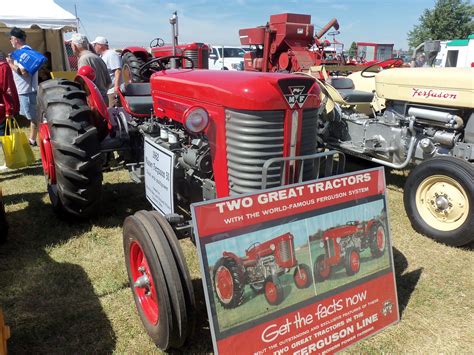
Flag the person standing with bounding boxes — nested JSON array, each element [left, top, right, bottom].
[[71, 33, 111, 105], [91, 36, 122, 107], [0, 51, 20, 135], [6, 27, 38, 146], [0, 50, 20, 170]]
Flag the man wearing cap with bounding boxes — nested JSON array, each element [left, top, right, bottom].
[[6, 27, 39, 146], [71, 33, 111, 105], [92, 36, 122, 107]]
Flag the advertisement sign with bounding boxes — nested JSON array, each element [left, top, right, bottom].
[[191, 167, 399, 354], [144, 137, 174, 215]]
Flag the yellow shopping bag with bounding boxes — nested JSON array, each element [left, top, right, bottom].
[[0, 116, 35, 169]]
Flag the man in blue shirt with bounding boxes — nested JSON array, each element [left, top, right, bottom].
[[6, 27, 39, 146]]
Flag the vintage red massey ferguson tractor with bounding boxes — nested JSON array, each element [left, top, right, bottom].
[[312, 218, 387, 281], [239, 13, 342, 73], [121, 12, 209, 83], [213, 233, 312, 308], [37, 52, 345, 349]]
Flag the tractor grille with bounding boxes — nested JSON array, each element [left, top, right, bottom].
[[225, 109, 319, 195], [279, 239, 292, 263], [300, 109, 318, 180], [184, 49, 209, 69], [183, 50, 197, 69], [226, 109, 285, 195]]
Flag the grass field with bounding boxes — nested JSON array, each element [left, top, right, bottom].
[[0, 148, 472, 353]]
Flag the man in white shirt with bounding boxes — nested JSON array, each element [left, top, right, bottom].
[[91, 36, 122, 107], [6, 27, 39, 146]]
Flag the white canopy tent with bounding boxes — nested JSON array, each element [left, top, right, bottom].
[[0, 0, 77, 71]]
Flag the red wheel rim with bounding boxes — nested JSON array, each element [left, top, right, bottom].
[[215, 266, 233, 304], [265, 281, 278, 304], [318, 259, 331, 278], [350, 251, 360, 273], [295, 268, 308, 287], [39, 123, 56, 184], [129, 240, 159, 325], [376, 226, 385, 250]]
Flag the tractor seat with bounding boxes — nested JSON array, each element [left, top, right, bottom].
[[121, 83, 151, 96], [330, 77, 355, 90], [121, 83, 153, 115], [337, 89, 374, 103], [330, 77, 374, 104]]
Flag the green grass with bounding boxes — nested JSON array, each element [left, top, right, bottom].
[[0, 150, 473, 353]]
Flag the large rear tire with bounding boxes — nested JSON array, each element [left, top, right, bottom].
[[213, 256, 245, 309], [38, 79, 102, 218], [122, 52, 147, 84], [403, 156, 473, 246]]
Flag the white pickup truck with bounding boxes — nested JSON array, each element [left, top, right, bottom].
[[208, 46, 245, 70]]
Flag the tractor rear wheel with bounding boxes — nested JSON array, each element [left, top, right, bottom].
[[344, 247, 360, 276], [264, 277, 284, 306], [293, 263, 312, 288], [314, 254, 331, 282], [122, 52, 147, 84], [213, 257, 245, 309], [38, 79, 102, 218], [404, 156, 473, 246], [369, 222, 386, 258]]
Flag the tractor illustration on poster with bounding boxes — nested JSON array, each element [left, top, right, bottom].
[[312, 218, 387, 281], [213, 233, 312, 308]]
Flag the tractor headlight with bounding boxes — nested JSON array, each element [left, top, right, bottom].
[[320, 241, 324, 248], [336, 237, 341, 244], [184, 107, 209, 133]]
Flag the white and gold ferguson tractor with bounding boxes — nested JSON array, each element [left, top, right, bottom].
[[315, 64, 473, 246]]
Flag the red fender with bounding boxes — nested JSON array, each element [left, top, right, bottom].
[[38, 123, 55, 184], [75, 75, 111, 140], [122, 46, 150, 61]]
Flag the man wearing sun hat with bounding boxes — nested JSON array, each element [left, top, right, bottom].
[[71, 33, 111, 105], [91, 36, 122, 107]]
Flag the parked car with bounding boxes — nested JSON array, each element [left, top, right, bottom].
[[209, 45, 245, 70]]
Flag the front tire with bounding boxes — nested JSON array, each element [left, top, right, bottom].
[[344, 247, 360, 276], [123, 214, 172, 350], [404, 157, 473, 246], [369, 222, 386, 258], [264, 277, 284, 306], [314, 254, 332, 282], [38, 79, 102, 218], [293, 263, 312, 288]]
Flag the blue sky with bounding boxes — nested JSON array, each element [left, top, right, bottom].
[[56, 0, 436, 50]]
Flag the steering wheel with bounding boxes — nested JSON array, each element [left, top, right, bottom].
[[360, 58, 404, 78], [149, 37, 165, 48], [138, 55, 195, 80]]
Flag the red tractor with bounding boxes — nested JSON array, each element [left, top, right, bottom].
[[213, 233, 312, 308], [312, 218, 386, 281], [239, 13, 343, 73], [37, 14, 345, 349], [121, 12, 209, 83]]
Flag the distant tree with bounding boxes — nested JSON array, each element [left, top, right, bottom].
[[407, 0, 474, 48], [349, 41, 357, 56]]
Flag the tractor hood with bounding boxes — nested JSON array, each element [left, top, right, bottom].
[[150, 69, 319, 111], [375, 68, 474, 108]]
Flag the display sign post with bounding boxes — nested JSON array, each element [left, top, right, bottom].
[[191, 167, 399, 354]]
